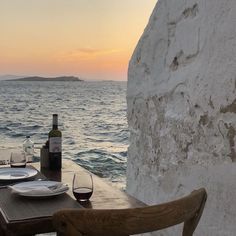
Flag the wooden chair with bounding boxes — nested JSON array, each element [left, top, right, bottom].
[[53, 188, 207, 236]]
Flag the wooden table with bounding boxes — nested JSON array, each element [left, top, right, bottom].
[[0, 159, 146, 236]]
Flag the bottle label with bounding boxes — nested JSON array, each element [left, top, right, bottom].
[[26, 146, 34, 155], [49, 137, 62, 153]]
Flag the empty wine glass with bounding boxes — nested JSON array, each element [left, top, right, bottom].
[[10, 151, 26, 168], [73, 172, 93, 202]]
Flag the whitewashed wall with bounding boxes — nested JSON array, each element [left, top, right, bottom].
[[127, 0, 236, 235]]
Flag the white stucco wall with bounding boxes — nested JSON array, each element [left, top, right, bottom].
[[127, 0, 236, 235]]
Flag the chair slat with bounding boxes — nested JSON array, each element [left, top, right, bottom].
[[53, 188, 207, 236]]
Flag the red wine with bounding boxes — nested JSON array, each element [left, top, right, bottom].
[[10, 163, 26, 168], [73, 187, 93, 201], [49, 114, 62, 170]]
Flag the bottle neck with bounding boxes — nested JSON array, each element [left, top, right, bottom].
[[52, 115, 58, 130]]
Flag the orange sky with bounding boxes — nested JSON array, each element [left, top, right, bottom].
[[0, 0, 157, 81]]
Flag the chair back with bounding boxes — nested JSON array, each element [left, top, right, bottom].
[[53, 188, 207, 236]]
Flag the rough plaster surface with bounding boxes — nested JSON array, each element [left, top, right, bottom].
[[127, 0, 236, 235]]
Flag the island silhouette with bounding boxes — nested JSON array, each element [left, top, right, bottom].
[[10, 76, 82, 81]]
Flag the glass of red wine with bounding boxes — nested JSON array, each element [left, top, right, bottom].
[[73, 172, 93, 202], [10, 151, 26, 168]]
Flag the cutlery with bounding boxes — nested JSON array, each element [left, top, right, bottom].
[[0, 178, 47, 189], [0, 183, 15, 189]]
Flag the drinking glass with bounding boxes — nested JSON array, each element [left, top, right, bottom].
[[10, 151, 26, 168], [73, 172, 93, 201]]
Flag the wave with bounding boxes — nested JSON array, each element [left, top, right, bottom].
[[74, 149, 127, 178], [0, 80, 128, 186], [0, 126, 11, 131]]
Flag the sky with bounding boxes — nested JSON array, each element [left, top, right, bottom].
[[0, 0, 157, 81]]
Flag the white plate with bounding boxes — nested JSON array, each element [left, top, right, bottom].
[[10, 181, 69, 197], [0, 167, 38, 181]]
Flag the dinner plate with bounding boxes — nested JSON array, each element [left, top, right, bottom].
[[0, 167, 38, 181], [10, 181, 69, 197]]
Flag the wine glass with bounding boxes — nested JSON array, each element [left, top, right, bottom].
[[10, 151, 26, 168], [73, 172, 93, 201]]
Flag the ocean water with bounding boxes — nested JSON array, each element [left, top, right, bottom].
[[0, 80, 128, 188]]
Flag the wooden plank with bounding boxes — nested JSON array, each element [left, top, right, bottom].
[[32, 160, 146, 209]]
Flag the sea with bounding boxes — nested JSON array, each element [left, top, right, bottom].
[[0, 80, 128, 188]]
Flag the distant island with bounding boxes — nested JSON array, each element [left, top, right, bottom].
[[10, 76, 83, 81]]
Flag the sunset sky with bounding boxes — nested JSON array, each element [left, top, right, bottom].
[[0, 0, 157, 81]]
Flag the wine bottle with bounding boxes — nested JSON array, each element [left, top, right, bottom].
[[48, 114, 62, 170]]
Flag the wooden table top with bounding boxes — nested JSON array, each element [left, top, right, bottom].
[[0, 159, 146, 236]]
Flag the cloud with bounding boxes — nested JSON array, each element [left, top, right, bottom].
[[59, 47, 120, 62], [76, 48, 103, 55]]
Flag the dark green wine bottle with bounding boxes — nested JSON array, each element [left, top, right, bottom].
[[49, 114, 62, 170]]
